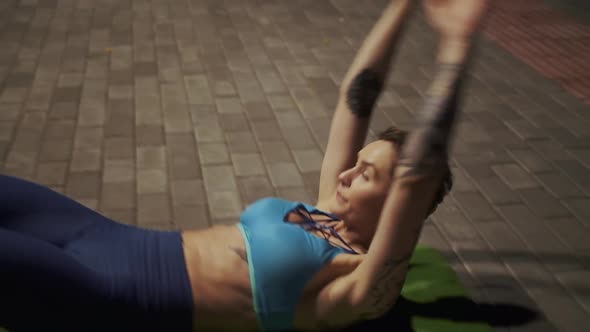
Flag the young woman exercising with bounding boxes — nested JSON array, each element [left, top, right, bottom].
[[0, 0, 490, 331]]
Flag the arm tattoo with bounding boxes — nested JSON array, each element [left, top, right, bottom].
[[397, 63, 464, 178], [362, 251, 413, 319], [229, 246, 248, 263], [346, 69, 384, 118]]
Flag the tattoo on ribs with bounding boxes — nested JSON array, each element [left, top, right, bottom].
[[397, 63, 464, 178], [364, 252, 413, 317], [230, 246, 248, 263], [346, 69, 384, 118]]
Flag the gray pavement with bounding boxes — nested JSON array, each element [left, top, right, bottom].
[[542, 0, 590, 26], [1, 0, 589, 331]]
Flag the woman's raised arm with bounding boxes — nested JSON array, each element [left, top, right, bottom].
[[314, 0, 491, 322], [349, 0, 491, 318], [317, 0, 414, 205]]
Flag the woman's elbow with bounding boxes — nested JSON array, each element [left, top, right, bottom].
[[349, 281, 401, 320]]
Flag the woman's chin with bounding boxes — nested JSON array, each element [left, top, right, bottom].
[[329, 197, 347, 218]]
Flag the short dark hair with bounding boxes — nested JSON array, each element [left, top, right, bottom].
[[377, 126, 453, 217]]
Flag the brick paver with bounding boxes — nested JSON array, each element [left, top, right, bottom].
[[1, 0, 589, 331], [483, 0, 590, 104]]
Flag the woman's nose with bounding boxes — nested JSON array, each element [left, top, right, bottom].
[[338, 167, 354, 187]]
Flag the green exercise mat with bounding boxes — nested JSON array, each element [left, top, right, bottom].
[[0, 246, 536, 332], [387, 245, 493, 331]]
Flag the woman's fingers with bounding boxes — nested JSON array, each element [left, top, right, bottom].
[[422, 0, 491, 39]]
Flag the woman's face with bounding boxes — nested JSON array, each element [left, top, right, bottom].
[[329, 140, 398, 245]]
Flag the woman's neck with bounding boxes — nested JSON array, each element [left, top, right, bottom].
[[333, 222, 369, 254]]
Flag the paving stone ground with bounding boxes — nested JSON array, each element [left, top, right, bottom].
[[542, 0, 590, 26], [1, 0, 589, 331], [484, 0, 590, 103]]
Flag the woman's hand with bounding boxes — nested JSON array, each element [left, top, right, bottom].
[[422, 0, 491, 41], [423, 0, 491, 63]]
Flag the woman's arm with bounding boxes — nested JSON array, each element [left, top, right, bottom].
[[314, 0, 491, 323], [350, 38, 471, 318], [317, 38, 472, 323], [349, 0, 491, 317], [317, 0, 414, 204]]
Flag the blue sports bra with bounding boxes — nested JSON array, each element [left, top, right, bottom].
[[237, 197, 358, 331]]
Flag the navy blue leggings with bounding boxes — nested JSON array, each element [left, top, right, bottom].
[[0, 175, 194, 332]]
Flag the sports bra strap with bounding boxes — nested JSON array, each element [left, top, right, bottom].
[[284, 204, 359, 255]]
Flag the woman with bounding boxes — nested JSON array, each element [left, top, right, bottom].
[[0, 0, 490, 331]]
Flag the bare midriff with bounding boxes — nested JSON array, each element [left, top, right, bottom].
[[181, 224, 259, 332], [179, 219, 362, 331]]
